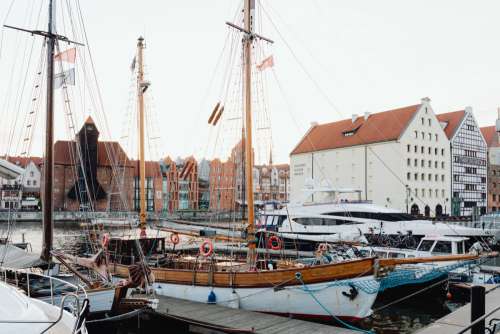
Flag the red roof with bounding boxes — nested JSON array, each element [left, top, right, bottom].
[[481, 126, 499, 147], [54, 140, 133, 166], [291, 104, 421, 155], [436, 110, 465, 139], [5, 156, 43, 168]]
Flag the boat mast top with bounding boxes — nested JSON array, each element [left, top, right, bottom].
[[137, 36, 148, 237]]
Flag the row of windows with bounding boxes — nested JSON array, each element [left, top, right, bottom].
[[407, 145, 445, 156], [414, 129, 439, 142], [409, 187, 446, 198], [407, 172, 445, 182], [407, 158, 445, 169], [420, 117, 433, 127]]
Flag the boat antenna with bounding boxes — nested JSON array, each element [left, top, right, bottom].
[[4, 0, 83, 261], [226, 0, 273, 266]]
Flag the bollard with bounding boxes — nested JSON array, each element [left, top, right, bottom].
[[471, 285, 485, 334]]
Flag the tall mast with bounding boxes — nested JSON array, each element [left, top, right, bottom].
[[41, 0, 56, 262], [243, 0, 256, 265], [137, 37, 147, 237]]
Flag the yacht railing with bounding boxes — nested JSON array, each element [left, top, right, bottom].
[[0, 267, 87, 306]]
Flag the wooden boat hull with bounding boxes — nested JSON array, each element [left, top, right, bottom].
[[153, 275, 379, 319], [111, 257, 377, 288]]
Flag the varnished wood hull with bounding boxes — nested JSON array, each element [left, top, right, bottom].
[[111, 257, 376, 288]]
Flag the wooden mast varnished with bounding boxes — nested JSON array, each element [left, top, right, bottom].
[[137, 37, 147, 237]]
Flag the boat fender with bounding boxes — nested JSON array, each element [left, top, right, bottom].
[[200, 240, 214, 257], [207, 290, 217, 304], [267, 236, 282, 251], [170, 233, 180, 245], [341, 284, 358, 300]]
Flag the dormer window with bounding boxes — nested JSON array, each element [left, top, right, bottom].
[[342, 125, 361, 137]]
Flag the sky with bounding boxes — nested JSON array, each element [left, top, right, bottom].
[[1, 0, 500, 165]]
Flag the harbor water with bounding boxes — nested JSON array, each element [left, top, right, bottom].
[[3, 221, 499, 334]]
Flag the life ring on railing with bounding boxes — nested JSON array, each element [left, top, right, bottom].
[[267, 236, 282, 251], [170, 233, 180, 245], [317, 243, 328, 253], [101, 233, 110, 249], [199, 240, 214, 257]]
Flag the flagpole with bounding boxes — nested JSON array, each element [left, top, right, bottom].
[[41, 0, 56, 262]]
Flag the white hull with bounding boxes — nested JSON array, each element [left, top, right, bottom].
[[39, 288, 115, 313], [153, 275, 378, 320]]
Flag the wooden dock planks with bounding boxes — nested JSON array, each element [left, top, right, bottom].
[[134, 293, 358, 334]]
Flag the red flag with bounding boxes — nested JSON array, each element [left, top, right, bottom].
[[256, 55, 274, 71], [54, 47, 76, 63]]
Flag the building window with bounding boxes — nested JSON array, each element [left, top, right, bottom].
[[421, 159, 425, 167], [435, 148, 438, 155], [435, 161, 438, 168], [407, 144, 411, 152], [421, 131, 425, 139], [435, 189, 439, 197], [414, 173, 418, 180], [494, 183, 497, 188], [428, 133, 432, 140], [421, 189, 425, 197], [421, 146, 424, 154], [494, 194, 497, 201], [441, 175, 445, 182], [435, 174, 438, 181], [421, 118, 424, 125], [435, 134, 438, 141], [421, 173, 425, 180], [33, 180, 36, 186], [414, 145, 418, 153], [27, 180, 31, 186], [30, 171, 34, 177], [415, 131, 418, 139], [428, 147, 431, 154], [407, 172, 411, 180], [441, 161, 445, 169], [442, 189, 445, 197], [429, 189, 432, 197], [407, 158, 411, 166], [428, 160, 432, 168], [428, 173, 432, 181], [428, 119, 431, 126], [414, 159, 418, 167]]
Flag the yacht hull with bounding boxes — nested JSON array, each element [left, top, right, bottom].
[[39, 287, 115, 313], [153, 275, 379, 320]]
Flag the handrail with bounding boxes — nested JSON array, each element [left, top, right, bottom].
[[456, 305, 500, 334]]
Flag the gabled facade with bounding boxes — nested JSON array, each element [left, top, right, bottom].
[[438, 108, 487, 216], [481, 119, 500, 213], [290, 98, 451, 216]]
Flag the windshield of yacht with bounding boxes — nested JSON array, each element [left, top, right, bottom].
[[417, 240, 435, 251], [325, 211, 417, 221], [294, 217, 363, 225]]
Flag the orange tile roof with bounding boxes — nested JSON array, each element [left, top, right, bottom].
[[481, 126, 499, 147], [436, 110, 465, 139], [291, 104, 421, 155], [5, 156, 43, 168]]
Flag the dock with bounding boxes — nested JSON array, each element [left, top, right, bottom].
[[131, 293, 357, 334], [417, 285, 500, 334]]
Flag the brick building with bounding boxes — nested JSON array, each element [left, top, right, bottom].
[[160, 156, 199, 213], [209, 158, 236, 211], [481, 125, 500, 212]]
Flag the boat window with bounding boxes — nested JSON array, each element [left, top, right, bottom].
[[266, 215, 275, 226], [389, 252, 406, 258], [277, 215, 286, 226], [375, 251, 388, 258], [325, 211, 417, 221], [294, 217, 362, 226], [358, 249, 371, 257], [432, 241, 452, 254], [418, 240, 435, 251], [457, 241, 464, 254]]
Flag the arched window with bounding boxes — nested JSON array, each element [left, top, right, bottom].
[[435, 204, 443, 216], [411, 204, 420, 215], [424, 205, 431, 217]]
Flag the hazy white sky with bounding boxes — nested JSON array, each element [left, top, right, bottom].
[[1, 0, 500, 164]]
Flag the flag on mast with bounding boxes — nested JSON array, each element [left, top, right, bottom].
[[54, 47, 76, 63], [54, 68, 75, 89], [256, 55, 274, 71]]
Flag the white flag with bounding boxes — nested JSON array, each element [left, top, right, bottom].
[[54, 68, 75, 89]]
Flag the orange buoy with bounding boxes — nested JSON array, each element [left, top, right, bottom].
[[446, 292, 452, 300], [208, 102, 220, 124], [212, 106, 224, 126], [199, 240, 214, 257], [267, 236, 282, 251]]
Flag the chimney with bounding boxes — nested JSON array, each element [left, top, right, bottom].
[[351, 114, 358, 123], [364, 111, 370, 121]]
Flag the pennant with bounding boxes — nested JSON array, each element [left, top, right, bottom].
[[54, 47, 76, 63], [256, 55, 274, 71], [54, 68, 75, 89], [130, 56, 136, 72]]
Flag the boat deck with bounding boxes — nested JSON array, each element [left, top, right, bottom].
[[132, 293, 358, 333], [417, 285, 500, 334]]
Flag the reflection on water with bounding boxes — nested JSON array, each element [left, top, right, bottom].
[[3, 221, 499, 333]]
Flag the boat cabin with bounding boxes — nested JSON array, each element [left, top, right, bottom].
[[107, 236, 166, 265]]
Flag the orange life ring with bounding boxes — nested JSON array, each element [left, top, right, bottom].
[[101, 233, 110, 248], [199, 240, 214, 257], [267, 236, 282, 251], [170, 233, 180, 245], [317, 243, 328, 253]]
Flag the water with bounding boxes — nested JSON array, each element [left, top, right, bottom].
[[4, 222, 499, 333]]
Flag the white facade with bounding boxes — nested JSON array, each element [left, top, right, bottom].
[[290, 99, 451, 216]]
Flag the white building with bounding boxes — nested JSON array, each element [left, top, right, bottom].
[[290, 98, 451, 217], [437, 108, 487, 216]]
